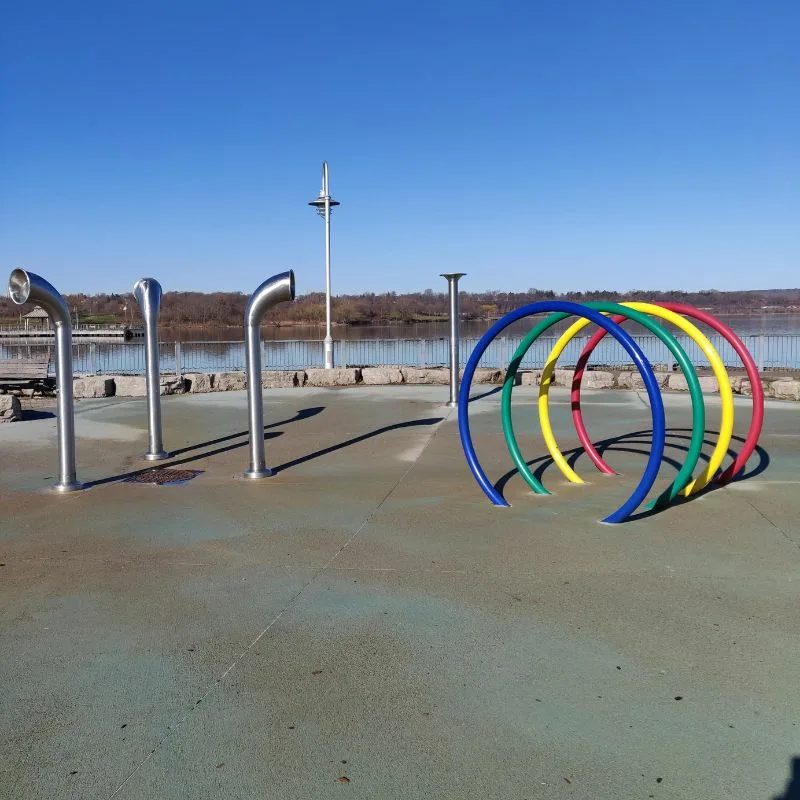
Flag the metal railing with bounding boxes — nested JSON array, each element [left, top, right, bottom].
[[1, 334, 799, 375]]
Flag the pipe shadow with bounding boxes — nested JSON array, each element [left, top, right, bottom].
[[84, 431, 284, 488], [271, 417, 444, 474], [22, 409, 56, 421], [168, 406, 324, 456], [468, 386, 503, 403], [774, 757, 800, 800]]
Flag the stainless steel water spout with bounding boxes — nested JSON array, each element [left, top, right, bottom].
[[133, 278, 169, 460], [244, 270, 295, 478], [441, 272, 466, 407], [7, 268, 82, 491]]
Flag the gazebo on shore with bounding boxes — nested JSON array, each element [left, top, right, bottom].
[[22, 306, 50, 332]]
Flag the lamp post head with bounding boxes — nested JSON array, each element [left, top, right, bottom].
[[440, 272, 467, 282], [308, 190, 340, 217], [309, 161, 340, 217]]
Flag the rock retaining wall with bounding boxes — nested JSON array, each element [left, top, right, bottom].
[[60, 367, 800, 402], [0, 394, 22, 422]]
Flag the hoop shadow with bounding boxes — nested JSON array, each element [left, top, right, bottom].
[[492, 427, 770, 523]]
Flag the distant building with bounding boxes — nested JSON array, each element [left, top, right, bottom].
[[22, 306, 50, 332]]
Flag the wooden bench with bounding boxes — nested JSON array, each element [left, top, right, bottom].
[[0, 358, 55, 396]]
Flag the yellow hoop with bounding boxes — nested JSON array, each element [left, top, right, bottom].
[[537, 301, 734, 497]]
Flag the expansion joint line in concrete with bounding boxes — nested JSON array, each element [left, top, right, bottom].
[[737, 493, 796, 552], [106, 413, 446, 799]]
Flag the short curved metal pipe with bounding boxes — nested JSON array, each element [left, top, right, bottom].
[[7, 268, 81, 492], [133, 278, 169, 460], [244, 270, 296, 478]]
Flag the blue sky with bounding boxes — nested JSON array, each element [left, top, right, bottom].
[[2, 0, 798, 296]]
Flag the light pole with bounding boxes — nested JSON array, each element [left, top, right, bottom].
[[308, 161, 340, 369], [441, 273, 466, 407]]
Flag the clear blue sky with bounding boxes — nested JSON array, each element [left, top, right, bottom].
[[2, 0, 798, 296]]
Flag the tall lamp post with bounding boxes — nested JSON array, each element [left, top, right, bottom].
[[308, 161, 340, 369]]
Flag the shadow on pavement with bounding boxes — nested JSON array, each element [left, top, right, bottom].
[[271, 417, 443, 474], [22, 409, 56, 421], [468, 386, 503, 403], [492, 427, 770, 523], [773, 757, 800, 800], [84, 432, 284, 488], [168, 406, 324, 457]]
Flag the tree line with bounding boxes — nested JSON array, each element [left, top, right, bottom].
[[2, 286, 799, 328]]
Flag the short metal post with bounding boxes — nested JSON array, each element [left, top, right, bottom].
[[758, 332, 764, 372], [133, 278, 169, 461], [441, 273, 466, 407], [175, 342, 182, 381]]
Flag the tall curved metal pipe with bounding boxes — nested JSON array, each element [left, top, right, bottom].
[[244, 270, 295, 478], [133, 278, 169, 460], [7, 268, 82, 492], [441, 272, 466, 407]]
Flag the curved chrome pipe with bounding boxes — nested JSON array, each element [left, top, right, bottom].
[[244, 270, 295, 478], [133, 278, 169, 460], [8, 268, 82, 492]]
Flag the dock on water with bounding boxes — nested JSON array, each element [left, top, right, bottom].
[[0, 325, 143, 340]]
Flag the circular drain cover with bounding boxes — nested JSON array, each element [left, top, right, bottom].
[[124, 468, 202, 486]]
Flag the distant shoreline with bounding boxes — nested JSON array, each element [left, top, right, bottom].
[[155, 308, 800, 330]]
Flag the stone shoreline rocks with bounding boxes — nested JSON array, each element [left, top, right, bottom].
[[0, 394, 22, 423], [55, 366, 800, 402]]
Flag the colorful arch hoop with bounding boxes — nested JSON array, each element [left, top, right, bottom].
[[458, 301, 666, 524], [538, 301, 735, 498], [569, 304, 763, 484], [500, 302, 708, 509], [658, 303, 763, 484]]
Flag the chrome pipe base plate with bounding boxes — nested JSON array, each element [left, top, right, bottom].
[[53, 481, 84, 493], [243, 467, 275, 480], [143, 450, 170, 461]]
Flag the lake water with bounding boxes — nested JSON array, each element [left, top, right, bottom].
[[2, 314, 799, 373], [167, 313, 800, 342]]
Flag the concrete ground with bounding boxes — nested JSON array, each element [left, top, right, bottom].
[[0, 385, 798, 800]]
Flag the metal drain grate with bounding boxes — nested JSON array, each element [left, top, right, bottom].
[[124, 468, 203, 486]]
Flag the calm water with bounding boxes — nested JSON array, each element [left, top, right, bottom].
[[2, 314, 800, 373], [170, 313, 800, 342]]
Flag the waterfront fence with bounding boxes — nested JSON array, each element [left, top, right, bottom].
[[1, 334, 799, 375]]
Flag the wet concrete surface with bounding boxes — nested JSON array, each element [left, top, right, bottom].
[[0, 386, 798, 799]]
